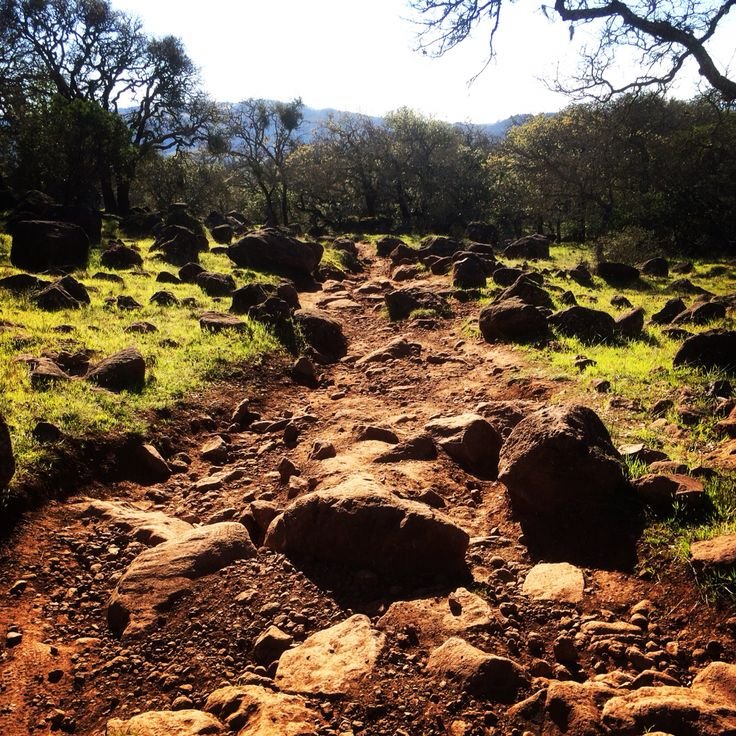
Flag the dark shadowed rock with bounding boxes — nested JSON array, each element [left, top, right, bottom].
[[385, 287, 451, 321], [210, 223, 233, 244], [452, 257, 487, 289], [196, 271, 236, 297], [492, 267, 524, 287], [425, 413, 502, 476], [418, 235, 461, 258], [640, 257, 669, 277], [479, 298, 549, 343], [178, 261, 206, 283], [568, 264, 594, 287], [120, 210, 163, 238], [672, 301, 727, 325], [374, 434, 437, 462], [673, 330, 736, 372], [30, 357, 70, 388], [550, 306, 615, 343], [0, 274, 49, 294], [149, 291, 179, 307], [293, 310, 347, 362], [108, 522, 256, 637], [651, 297, 686, 324], [503, 233, 550, 259], [496, 275, 554, 309], [151, 226, 203, 266], [155, 271, 180, 285], [10, 220, 90, 272], [498, 404, 637, 564], [0, 414, 15, 491], [614, 307, 645, 338], [375, 235, 406, 257], [466, 221, 498, 246], [264, 475, 469, 581], [596, 262, 640, 286], [668, 277, 712, 296], [101, 243, 143, 270], [230, 283, 273, 313], [228, 228, 322, 282], [86, 347, 146, 392], [34, 283, 82, 311], [632, 473, 707, 515]]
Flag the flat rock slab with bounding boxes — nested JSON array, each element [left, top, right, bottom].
[[107, 710, 224, 735], [690, 534, 736, 569], [602, 662, 736, 736], [377, 587, 498, 644], [264, 474, 468, 580], [76, 498, 192, 545], [205, 684, 325, 736], [108, 522, 256, 638], [275, 614, 384, 696], [522, 562, 585, 603]]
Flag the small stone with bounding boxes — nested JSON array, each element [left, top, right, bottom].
[[310, 440, 336, 460], [9, 580, 27, 596], [553, 635, 578, 663], [6, 631, 22, 647], [278, 457, 300, 482], [200, 436, 228, 464]]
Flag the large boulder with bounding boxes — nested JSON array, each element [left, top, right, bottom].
[[503, 233, 550, 259], [86, 347, 146, 392], [100, 243, 144, 270], [549, 306, 616, 343], [499, 404, 629, 518], [424, 413, 502, 476], [228, 228, 322, 282], [496, 275, 554, 309], [0, 414, 14, 491], [264, 475, 469, 581], [452, 257, 487, 289], [107, 710, 224, 736], [673, 330, 736, 373], [498, 405, 636, 562], [108, 522, 256, 637], [292, 309, 347, 362], [479, 298, 549, 343], [10, 220, 90, 272]]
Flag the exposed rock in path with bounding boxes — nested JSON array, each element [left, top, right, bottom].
[[384, 287, 451, 320], [355, 336, 421, 366], [108, 522, 256, 637], [275, 615, 384, 696], [426, 637, 528, 701], [673, 329, 736, 372], [264, 474, 469, 580], [601, 662, 736, 735], [424, 413, 502, 476], [353, 424, 399, 444], [373, 433, 437, 462], [292, 309, 347, 362], [378, 587, 498, 644], [498, 404, 637, 563], [475, 399, 543, 436], [0, 414, 14, 490], [107, 710, 224, 735], [86, 347, 145, 392], [205, 684, 325, 735], [479, 297, 549, 343], [496, 275, 554, 309], [76, 498, 191, 545], [522, 562, 585, 603]]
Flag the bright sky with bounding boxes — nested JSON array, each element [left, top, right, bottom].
[[112, 0, 736, 124]]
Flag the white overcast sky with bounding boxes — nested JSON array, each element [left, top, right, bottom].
[[112, 0, 736, 124]]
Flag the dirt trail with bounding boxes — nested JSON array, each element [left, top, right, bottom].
[[0, 242, 733, 735]]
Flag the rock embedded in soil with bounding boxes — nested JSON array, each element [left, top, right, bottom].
[[426, 637, 529, 701], [372, 433, 437, 462], [205, 684, 326, 735], [673, 329, 736, 372], [107, 521, 256, 637], [596, 261, 640, 286], [424, 412, 502, 476], [199, 311, 249, 333], [549, 305, 616, 343], [107, 709, 225, 735], [632, 473, 707, 514], [264, 474, 469, 580], [384, 286, 450, 320], [522, 562, 585, 603], [478, 297, 549, 344], [503, 233, 550, 259], [274, 614, 384, 696], [496, 275, 554, 309], [690, 534, 736, 570], [10, 219, 90, 272]]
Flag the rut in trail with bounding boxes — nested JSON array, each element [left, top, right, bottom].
[[1, 239, 734, 736]]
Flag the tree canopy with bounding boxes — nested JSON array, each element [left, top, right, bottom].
[[410, 0, 736, 102]]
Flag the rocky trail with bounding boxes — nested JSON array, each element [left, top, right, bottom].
[[1, 240, 735, 736]]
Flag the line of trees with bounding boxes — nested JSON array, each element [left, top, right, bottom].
[[1, 0, 735, 252]]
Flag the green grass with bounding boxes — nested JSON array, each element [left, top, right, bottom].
[[0, 237, 281, 488]]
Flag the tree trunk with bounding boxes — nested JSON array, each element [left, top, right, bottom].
[[116, 177, 131, 216], [101, 176, 118, 215]]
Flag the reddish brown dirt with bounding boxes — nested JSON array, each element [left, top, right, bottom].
[[0, 243, 734, 735]]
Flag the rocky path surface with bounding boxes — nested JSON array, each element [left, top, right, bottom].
[[1, 242, 735, 735]]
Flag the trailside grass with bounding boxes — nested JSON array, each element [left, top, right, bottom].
[[0, 235, 281, 488]]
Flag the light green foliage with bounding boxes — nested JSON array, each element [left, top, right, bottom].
[[0, 242, 279, 485]]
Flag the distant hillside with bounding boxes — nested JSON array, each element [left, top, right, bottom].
[[298, 105, 538, 140]]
